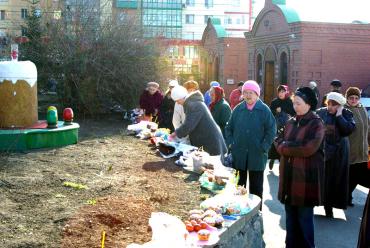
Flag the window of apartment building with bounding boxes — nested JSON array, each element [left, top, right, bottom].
[[184, 46, 198, 59], [204, 15, 212, 24], [185, 14, 194, 24], [224, 16, 232, 25], [232, 0, 240, 6], [0, 10, 5, 20], [186, 0, 195, 7], [205, 0, 213, 8], [236, 18, 240, 24], [241, 15, 245, 24], [21, 8, 28, 19]]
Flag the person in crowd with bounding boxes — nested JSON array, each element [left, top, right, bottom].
[[345, 87, 370, 206], [225, 80, 276, 202], [139, 82, 164, 121], [321, 79, 342, 107], [268, 85, 295, 170], [204, 81, 220, 107], [309, 81, 320, 102], [169, 81, 227, 156], [229, 81, 244, 110], [209, 86, 231, 137], [316, 92, 355, 218], [275, 87, 324, 248], [171, 85, 190, 144], [158, 80, 178, 131], [358, 190, 370, 248], [183, 80, 200, 93]]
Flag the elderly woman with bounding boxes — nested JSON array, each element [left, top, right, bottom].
[[139, 82, 164, 121], [204, 81, 220, 107], [209, 86, 231, 137], [345, 87, 370, 206], [158, 80, 178, 131], [275, 87, 325, 248], [225, 80, 276, 201], [317, 92, 356, 218], [170, 83, 226, 156]]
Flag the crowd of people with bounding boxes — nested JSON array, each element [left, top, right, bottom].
[[138, 78, 369, 248]]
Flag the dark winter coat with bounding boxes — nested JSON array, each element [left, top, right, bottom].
[[358, 190, 370, 248], [316, 107, 356, 209], [269, 97, 295, 160], [176, 91, 227, 156], [139, 90, 164, 116], [275, 111, 325, 206], [158, 92, 175, 131], [210, 99, 231, 138], [225, 99, 276, 171]]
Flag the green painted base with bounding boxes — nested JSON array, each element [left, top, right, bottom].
[[0, 121, 79, 151]]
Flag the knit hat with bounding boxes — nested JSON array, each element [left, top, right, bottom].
[[327, 92, 346, 105], [171, 85, 188, 101], [242, 80, 260, 96], [168, 80, 179, 87], [210, 81, 220, 87], [147, 81, 159, 89], [330, 79, 342, 87], [295, 87, 318, 110], [345, 87, 361, 98]]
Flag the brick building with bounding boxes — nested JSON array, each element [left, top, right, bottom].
[[200, 18, 248, 97], [245, 0, 370, 104]]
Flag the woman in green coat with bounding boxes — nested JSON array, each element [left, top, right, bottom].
[[225, 80, 276, 201], [209, 86, 231, 138]]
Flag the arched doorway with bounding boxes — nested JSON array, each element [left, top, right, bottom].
[[279, 52, 288, 85], [264, 47, 276, 104]]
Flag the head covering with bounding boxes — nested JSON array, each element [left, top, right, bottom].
[[183, 80, 199, 91], [330, 79, 342, 87], [168, 80, 179, 87], [277, 85, 289, 99], [171, 86, 188, 101], [345, 87, 361, 98], [147, 81, 159, 89], [295, 87, 318, 111], [209, 86, 225, 111], [210, 81, 220, 87], [327, 92, 346, 105], [242, 80, 260, 97], [309, 81, 317, 88]]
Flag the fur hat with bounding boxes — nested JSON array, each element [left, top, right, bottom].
[[330, 79, 342, 87], [168, 80, 179, 87], [295, 87, 318, 110], [345, 87, 361, 98], [171, 86, 188, 101], [327, 92, 346, 105], [242, 80, 260, 96]]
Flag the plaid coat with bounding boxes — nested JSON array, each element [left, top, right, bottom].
[[275, 111, 325, 206]]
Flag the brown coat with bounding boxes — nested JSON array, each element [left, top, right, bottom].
[[275, 111, 325, 206], [346, 103, 369, 164]]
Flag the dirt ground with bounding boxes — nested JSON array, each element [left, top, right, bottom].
[[0, 115, 204, 248]]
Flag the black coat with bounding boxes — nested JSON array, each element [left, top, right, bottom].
[[159, 92, 175, 131], [316, 107, 356, 209]]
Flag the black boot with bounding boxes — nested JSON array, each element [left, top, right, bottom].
[[324, 206, 333, 218]]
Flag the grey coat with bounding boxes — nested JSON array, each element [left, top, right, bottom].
[[176, 91, 227, 156]]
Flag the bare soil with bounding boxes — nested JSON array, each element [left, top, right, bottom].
[[0, 115, 204, 248]]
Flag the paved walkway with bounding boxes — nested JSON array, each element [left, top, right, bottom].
[[262, 161, 368, 248]]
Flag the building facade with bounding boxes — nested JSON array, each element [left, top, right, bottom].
[[245, 0, 370, 104]]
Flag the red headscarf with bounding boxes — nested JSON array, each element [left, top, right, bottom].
[[209, 86, 225, 111]]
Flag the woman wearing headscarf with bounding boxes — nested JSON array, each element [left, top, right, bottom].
[[209, 86, 231, 138], [169, 82, 227, 156], [204, 81, 220, 107], [225, 80, 276, 201], [344, 87, 370, 206], [275, 87, 325, 248], [316, 92, 356, 217], [158, 80, 178, 131], [268, 85, 295, 170], [139, 82, 164, 121]]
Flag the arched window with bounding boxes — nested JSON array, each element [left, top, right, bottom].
[[279, 52, 288, 84], [256, 54, 262, 84]]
